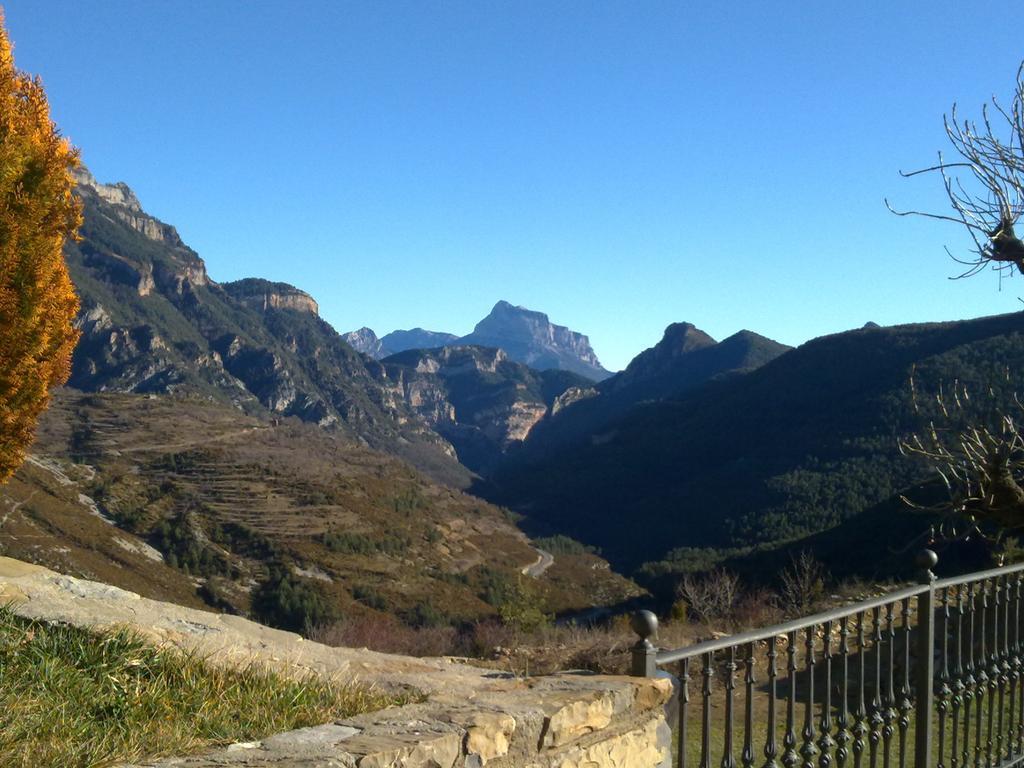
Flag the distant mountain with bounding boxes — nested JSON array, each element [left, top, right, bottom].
[[344, 300, 612, 381], [488, 312, 1024, 571], [66, 166, 467, 485], [459, 301, 611, 381], [381, 328, 459, 357], [379, 345, 591, 473], [519, 321, 791, 458], [341, 327, 383, 357]]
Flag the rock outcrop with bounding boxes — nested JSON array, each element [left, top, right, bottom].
[[379, 345, 590, 473], [73, 165, 191, 249], [222, 278, 319, 315]]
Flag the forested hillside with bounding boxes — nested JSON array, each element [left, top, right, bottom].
[[489, 312, 1024, 571]]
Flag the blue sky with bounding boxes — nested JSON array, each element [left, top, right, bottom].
[[6, 2, 1024, 371]]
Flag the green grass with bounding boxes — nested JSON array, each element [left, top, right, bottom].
[[0, 606, 406, 768]]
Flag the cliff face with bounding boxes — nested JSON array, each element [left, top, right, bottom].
[[64, 166, 467, 486], [460, 301, 611, 381], [72, 166, 193, 251], [223, 279, 319, 315], [379, 345, 590, 473]]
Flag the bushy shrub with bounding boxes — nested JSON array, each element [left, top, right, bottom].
[[250, 567, 340, 634], [496, 577, 550, 634], [321, 531, 409, 556], [152, 511, 231, 578], [404, 601, 449, 629], [531, 534, 599, 556]]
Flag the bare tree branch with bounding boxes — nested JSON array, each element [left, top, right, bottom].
[[890, 62, 1024, 279]]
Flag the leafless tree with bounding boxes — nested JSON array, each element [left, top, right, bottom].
[[778, 551, 828, 616], [887, 61, 1024, 281], [677, 568, 741, 622], [899, 374, 1024, 531]]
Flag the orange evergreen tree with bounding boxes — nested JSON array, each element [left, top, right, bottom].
[[0, 13, 82, 483]]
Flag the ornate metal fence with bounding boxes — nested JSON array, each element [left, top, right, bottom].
[[631, 551, 1024, 768]]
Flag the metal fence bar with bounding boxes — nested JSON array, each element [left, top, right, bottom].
[[915, 551, 938, 768], [744, 642, 757, 768], [630, 551, 1024, 768], [785, 631, 799, 768], [766, 640, 779, 768], [822, 621, 836, 768]]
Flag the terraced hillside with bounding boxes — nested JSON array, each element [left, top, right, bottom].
[[0, 390, 640, 628]]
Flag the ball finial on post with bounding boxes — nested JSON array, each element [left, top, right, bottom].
[[631, 609, 659, 641], [915, 548, 938, 583], [630, 610, 659, 677]]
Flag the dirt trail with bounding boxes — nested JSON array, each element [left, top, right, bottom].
[[521, 547, 554, 577], [0, 490, 38, 537], [116, 426, 266, 453]]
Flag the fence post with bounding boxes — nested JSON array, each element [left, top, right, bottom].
[[914, 549, 938, 768], [631, 610, 659, 677]]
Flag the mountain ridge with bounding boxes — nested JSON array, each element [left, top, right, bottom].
[[65, 165, 469, 486], [488, 311, 1024, 572], [343, 300, 613, 381], [516, 321, 792, 460]]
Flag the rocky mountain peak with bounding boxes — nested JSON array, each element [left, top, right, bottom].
[[342, 327, 383, 357], [222, 279, 319, 316], [380, 328, 460, 357], [462, 300, 611, 381], [473, 301, 551, 335], [658, 322, 718, 355], [617, 322, 716, 382]]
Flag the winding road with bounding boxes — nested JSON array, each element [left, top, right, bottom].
[[521, 547, 554, 578]]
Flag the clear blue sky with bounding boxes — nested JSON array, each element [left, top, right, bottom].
[[5, 2, 1023, 371]]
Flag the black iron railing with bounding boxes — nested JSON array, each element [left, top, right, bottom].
[[631, 551, 1024, 768]]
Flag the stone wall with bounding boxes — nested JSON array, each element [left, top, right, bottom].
[[0, 557, 673, 768]]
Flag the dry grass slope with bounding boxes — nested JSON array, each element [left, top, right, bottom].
[[0, 389, 640, 635]]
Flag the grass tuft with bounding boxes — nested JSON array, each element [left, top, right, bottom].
[[0, 606, 404, 768]]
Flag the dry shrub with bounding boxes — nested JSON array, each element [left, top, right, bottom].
[[313, 614, 458, 658], [463, 619, 516, 658], [779, 551, 829, 617], [732, 586, 783, 629], [677, 568, 741, 622]]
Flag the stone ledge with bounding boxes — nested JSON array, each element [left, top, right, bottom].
[[0, 557, 672, 768]]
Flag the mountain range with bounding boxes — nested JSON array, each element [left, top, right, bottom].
[[344, 301, 613, 382]]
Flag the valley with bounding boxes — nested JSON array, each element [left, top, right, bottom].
[[13, 161, 1024, 646], [1, 389, 641, 630]]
